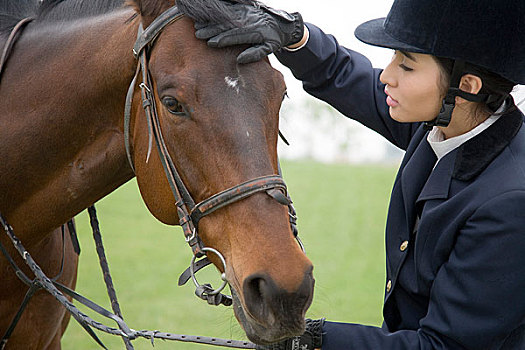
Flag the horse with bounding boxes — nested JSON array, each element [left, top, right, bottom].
[[0, 0, 314, 348]]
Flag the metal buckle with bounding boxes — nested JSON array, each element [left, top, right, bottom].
[[184, 228, 196, 243], [139, 82, 151, 93]]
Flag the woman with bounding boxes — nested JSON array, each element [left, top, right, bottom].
[[194, 0, 525, 348]]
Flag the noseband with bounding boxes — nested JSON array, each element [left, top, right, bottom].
[[124, 6, 301, 306]]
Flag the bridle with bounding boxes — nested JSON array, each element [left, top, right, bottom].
[[0, 5, 302, 349], [123, 5, 301, 306]]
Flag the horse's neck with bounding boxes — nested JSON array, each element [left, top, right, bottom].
[[0, 9, 138, 244]]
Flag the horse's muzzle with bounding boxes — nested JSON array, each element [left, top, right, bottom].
[[234, 268, 315, 344]]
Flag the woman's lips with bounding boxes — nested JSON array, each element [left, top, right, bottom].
[[385, 88, 399, 107]]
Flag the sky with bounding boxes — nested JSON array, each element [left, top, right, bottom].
[[260, 0, 525, 163]]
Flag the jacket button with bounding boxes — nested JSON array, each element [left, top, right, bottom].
[[386, 280, 392, 292], [400, 240, 409, 252]]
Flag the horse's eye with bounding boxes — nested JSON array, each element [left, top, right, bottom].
[[162, 96, 187, 116]]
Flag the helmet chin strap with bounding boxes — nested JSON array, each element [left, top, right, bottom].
[[423, 60, 499, 130], [424, 60, 465, 130]]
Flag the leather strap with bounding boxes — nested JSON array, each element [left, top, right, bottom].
[[178, 257, 213, 286], [124, 63, 141, 173], [191, 175, 288, 225], [0, 221, 71, 348], [88, 206, 134, 350], [133, 6, 183, 57], [67, 220, 81, 255], [0, 17, 33, 84], [1, 283, 41, 350]]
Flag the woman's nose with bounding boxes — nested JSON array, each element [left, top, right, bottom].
[[380, 60, 396, 86]]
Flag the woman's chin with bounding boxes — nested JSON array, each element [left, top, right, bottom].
[[389, 109, 435, 124], [388, 108, 406, 122]]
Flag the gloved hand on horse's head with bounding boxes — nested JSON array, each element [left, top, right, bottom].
[[255, 318, 324, 350], [193, 1, 304, 64]]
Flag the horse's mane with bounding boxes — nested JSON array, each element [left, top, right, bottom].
[[0, 0, 37, 34], [0, 0, 256, 35], [177, 0, 255, 24], [0, 0, 125, 34]]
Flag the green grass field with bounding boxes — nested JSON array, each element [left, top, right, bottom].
[[61, 160, 397, 349]]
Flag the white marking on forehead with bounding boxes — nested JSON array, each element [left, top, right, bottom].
[[225, 76, 240, 94]]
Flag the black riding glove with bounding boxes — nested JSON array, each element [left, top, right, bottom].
[[255, 318, 325, 350], [194, 2, 304, 64]]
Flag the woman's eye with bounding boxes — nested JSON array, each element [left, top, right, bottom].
[[399, 64, 413, 72], [162, 96, 187, 116]]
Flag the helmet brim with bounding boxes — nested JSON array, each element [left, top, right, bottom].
[[354, 18, 428, 55]]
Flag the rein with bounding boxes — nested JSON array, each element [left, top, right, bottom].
[[0, 210, 256, 349], [0, 5, 301, 349]]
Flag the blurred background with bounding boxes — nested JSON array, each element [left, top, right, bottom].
[[62, 1, 525, 348]]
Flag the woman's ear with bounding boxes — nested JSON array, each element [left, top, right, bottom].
[[456, 74, 483, 104]]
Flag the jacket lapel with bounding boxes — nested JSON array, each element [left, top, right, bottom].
[[400, 131, 436, 230], [417, 148, 456, 202]]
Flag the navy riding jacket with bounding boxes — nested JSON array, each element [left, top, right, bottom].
[[275, 24, 525, 349]]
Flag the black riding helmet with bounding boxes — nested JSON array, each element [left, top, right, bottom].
[[355, 0, 525, 128]]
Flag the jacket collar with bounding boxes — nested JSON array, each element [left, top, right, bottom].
[[453, 107, 524, 181], [417, 106, 524, 202]]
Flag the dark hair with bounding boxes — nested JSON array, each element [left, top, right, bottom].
[[433, 56, 517, 118]]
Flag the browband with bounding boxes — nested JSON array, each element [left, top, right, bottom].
[[133, 6, 184, 57]]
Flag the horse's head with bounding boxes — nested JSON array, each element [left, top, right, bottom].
[[127, 0, 314, 344]]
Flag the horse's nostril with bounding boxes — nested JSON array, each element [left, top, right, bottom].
[[243, 274, 272, 321], [248, 277, 265, 300]]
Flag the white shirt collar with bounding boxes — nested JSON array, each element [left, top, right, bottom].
[[427, 102, 506, 162]]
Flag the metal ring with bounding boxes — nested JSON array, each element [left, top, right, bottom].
[[190, 247, 228, 296]]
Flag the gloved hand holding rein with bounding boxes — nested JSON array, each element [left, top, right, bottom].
[[194, 1, 304, 64]]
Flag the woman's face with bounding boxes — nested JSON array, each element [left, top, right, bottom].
[[380, 51, 444, 123]]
